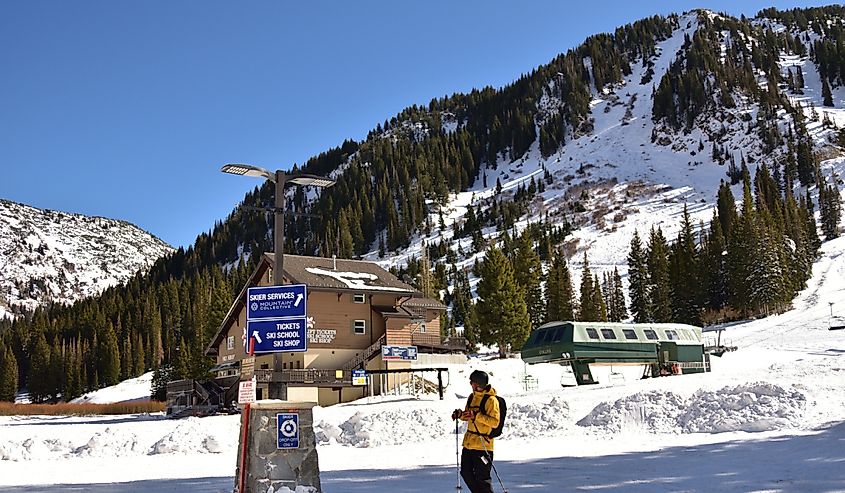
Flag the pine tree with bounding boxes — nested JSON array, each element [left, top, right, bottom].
[[578, 251, 597, 321], [701, 213, 729, 313], [475, 246, 531, 357], [99, 322, 121, 387], [28, 334, 51, 403], [727, 175, 757, 314], [748, 209, 786, 314], [821, 77, 834, 107], [669, 204, 701, 325], [716, 180, 738, 240], [544, 248, 575, 322], [592, 274, 608, 322], [512, 230, 545, 329], [143, 295, 163, 370], [611, 267, 627, 322], [337, 209, 355, 258], [0, 344, 19, 402], [451, 268, 476, 343], [819, 175, 842, 240], [47, 337, 64, 398], [627, 230, 650, 322], [647, 227, 672, 322]]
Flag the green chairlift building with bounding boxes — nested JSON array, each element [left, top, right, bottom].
[[521, 321, 709, 385]]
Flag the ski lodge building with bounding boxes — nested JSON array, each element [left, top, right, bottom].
[[204, 253, 463, 406]]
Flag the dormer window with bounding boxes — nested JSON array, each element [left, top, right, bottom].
[[353, 293, 366, 303]]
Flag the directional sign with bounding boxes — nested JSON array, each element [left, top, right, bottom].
[[247, 284, 307, 321], [382, 345, 418, 361], [277, 413, 300, 449], [247, 318, 308, 353]]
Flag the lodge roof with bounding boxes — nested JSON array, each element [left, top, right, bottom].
[[271, 253, 416, 293]]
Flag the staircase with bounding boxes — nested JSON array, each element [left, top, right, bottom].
[[342, 334, 385, 371]]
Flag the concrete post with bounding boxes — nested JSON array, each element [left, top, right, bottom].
[[236, 400, 322, 493]]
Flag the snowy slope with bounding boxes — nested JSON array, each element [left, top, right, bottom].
[[1, 234, 844, 490], [0, 199, 173, 319], [366, 10, 845, 286]]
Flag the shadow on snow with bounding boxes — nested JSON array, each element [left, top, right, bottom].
[[2, 422, 843, 492]]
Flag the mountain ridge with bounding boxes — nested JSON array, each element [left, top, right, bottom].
[[0, 198, 174, 319]]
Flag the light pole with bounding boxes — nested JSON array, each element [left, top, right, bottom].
[[220, 163, 335, 285]]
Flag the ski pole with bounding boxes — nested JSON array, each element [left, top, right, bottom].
[[455, 418, 462, 490]]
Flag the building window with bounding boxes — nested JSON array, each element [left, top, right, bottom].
[[600, 328, 617, 339], [418, 323, 426, 333], [353, 293, 366, 303], [353, 319, 366, 335], [227, 336, 235, 350]]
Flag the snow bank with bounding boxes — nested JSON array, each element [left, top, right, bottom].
[[500, 396, 571, 438], [0, 416, 231, 461], [316, 407, 452, 447], [0, 437, 73, 461], [579, 382, 806, 434], [74, 427, 141, 457], [315, 395, 571, 447], [149, 417, 225, 454]]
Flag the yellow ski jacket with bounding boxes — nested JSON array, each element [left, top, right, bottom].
[[460, 386, 500, 452]]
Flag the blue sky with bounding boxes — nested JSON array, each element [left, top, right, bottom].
[[0, 1, 830, 248]]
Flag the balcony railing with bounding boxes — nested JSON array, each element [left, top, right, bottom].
[[254, 368, 352, 386], [411, 333, 467, 350]]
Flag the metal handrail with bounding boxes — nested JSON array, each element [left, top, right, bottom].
[[342, 334, 386, 371]]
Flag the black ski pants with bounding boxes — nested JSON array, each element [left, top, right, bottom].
[[461, 448, 494, 493]]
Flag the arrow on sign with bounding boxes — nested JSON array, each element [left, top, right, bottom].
[[294, 293, 304, 307], [252, 331, 263, 344]]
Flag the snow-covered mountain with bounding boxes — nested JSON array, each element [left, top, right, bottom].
[[0, 199, 173, 319], [367, 10, 845, 280]]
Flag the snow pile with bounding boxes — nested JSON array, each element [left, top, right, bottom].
[[500, 396, 571, 438], [267, 486, 317, 493], [579, 382, 806, 434], [0, 437, 72, 461], [316, 407, 452, 447], [315, 394, 571, 447], [73, 427, 140, 457], [577, 390, 687, 434], [679, 383, 807, 433], [149, 417, 224, 454]]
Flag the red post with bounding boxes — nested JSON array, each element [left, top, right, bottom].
[[237, 337, 255, 493]]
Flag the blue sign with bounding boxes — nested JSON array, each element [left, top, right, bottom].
[[247, 285, 307, 320], [277, 413, 299, 449], [381, 345, 418, 361], [352, 369, 367, 386], [247, 318, 308, 354]]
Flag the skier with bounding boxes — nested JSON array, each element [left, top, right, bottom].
[[451, 370, 500, 493]]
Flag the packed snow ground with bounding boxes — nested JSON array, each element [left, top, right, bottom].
[[2, 234, 845, 492]]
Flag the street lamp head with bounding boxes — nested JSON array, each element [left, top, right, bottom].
[[287, 174, 336, 188], [221, 163, 274, 182]]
